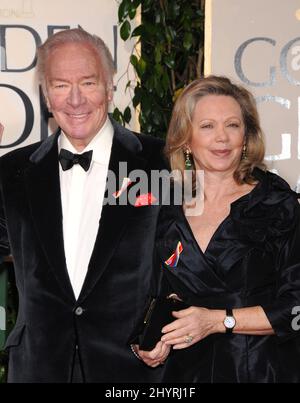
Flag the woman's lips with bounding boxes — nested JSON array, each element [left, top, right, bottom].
[[211, 149, 231, 157]]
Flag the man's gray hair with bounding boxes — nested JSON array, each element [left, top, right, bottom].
[[37, 28, 116, 95]]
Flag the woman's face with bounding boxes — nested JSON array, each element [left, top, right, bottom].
[[189, 95, 245, 175]]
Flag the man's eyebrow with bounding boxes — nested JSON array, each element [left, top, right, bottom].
[[49, 75, 98, 82], [49, 77, 70, 83], [81, 75, 98, 80]]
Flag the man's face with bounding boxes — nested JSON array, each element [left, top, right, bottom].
[[45, 42, 112, 150]]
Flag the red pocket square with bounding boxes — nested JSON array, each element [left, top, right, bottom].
[[134, 193, 157, 207]]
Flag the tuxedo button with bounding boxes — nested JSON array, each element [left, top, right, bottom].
[[75, 307, 83, 316]]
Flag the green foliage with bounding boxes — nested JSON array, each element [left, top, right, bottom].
[[113, 0, 205, 138]]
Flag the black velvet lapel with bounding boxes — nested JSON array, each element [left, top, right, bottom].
[[25, 131, 75, 302], [77, 128, 147, 304]]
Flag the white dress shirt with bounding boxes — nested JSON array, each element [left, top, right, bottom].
[[58, 117, 113, 299]]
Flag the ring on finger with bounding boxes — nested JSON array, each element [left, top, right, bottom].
[[184, 335, 194, 344]]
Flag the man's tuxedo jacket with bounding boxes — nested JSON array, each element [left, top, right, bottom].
[[0, 118, 167, 382]]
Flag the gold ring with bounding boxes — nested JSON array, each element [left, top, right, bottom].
[[184, 335, 193, 344]]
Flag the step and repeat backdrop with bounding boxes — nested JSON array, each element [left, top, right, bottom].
[[205, 0, 300, 190], [0, 0, 136, 154], [2, 0, 299, 190]]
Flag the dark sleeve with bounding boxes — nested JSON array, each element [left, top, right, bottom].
[[262, 203, 300, 343], [127, 209, 168, 345]]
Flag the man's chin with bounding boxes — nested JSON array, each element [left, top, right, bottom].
[[61, 128, 90, 140]]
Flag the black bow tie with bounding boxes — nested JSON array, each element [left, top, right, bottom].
[[59, 149, 93, 171]]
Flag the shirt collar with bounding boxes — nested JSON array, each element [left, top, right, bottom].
[[58, 117, 114, 165]]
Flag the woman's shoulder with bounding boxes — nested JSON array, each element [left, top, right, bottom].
[[252, 168, 299, 206], [233, 168, 300, 239]]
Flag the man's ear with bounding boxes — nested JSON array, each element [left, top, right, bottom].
[[44, 94, 51, 111], [41, 82, 51, 110], [107, 83, 114, 102], [0, 122, 4, 142]]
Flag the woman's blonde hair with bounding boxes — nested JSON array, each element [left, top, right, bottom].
[[165, 75, 266, 184]]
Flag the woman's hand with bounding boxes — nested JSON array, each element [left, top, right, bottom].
[[134, 341, 171, 367], [161, 306, 224, 349]]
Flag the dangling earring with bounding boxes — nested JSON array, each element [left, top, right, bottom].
[[184, 148, 192, 170], [242, 143, 247, 160]]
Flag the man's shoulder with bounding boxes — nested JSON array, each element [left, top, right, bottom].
[[135, 132, 165, 151], [0, 141, 43, 172], [135, 133, 168, 169]]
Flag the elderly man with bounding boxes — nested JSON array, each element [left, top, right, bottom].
[[0, 28, 167, 382]]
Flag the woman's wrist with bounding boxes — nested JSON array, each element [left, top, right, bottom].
[[212, 309, 227, 333]]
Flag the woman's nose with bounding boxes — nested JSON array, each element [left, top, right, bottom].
[[215, 125, 229, 142]]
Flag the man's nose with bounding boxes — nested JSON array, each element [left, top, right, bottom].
[[67, 85, 84, 107]]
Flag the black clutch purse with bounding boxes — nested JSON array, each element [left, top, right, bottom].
[[139, 294, 189, 351]]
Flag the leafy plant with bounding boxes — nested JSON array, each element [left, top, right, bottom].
[[113, 0, 205, 138]]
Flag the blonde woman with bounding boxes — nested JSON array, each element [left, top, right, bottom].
[[136, 76, 300, 383]]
